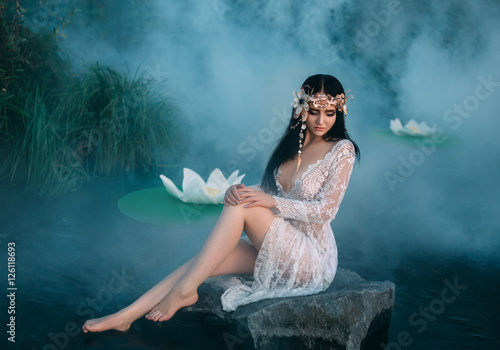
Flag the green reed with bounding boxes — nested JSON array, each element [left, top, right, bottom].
[[0, 13, 184, 196]]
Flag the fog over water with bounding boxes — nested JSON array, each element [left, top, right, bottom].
[[2, 1, 499, 349], [54, 0, 500, 263]]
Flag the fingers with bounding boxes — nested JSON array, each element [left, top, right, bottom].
[[232, 187, 242, 198], [238, 192, 258, 208], [237, 187, 255, 193], [224, 195, 239, 206], [223, 186, 256, 207], [224, 187, 242, 206], [243, 200, 256, 208]]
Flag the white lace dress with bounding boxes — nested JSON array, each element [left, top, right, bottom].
[[220, 139, 356, 312]]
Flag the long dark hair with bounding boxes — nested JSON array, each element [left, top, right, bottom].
[[259, 74, 360, 194]]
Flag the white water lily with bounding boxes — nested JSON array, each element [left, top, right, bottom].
[[159, 168, 245, 204], [291, 89, 311, 118], [390, 118, 437, 137]]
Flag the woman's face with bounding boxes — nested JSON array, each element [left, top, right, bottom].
[[305, 102, 337, 137]]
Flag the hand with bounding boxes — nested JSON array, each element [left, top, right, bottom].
[[236, 185, 276, 209], [224, 184, 244, 206]]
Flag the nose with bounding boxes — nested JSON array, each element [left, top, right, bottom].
[[317, 113, 325, 125]]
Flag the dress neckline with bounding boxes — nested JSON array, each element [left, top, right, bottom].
[[276, 140, 345, 196]]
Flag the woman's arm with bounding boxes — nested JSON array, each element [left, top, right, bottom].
[[271, 142, 355, 224]]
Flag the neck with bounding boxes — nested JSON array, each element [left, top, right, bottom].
[[302, 129, 326, 148]]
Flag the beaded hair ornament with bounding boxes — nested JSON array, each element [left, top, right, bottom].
[[290, 87, 353, 171]]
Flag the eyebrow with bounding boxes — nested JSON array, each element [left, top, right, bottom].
[[310, 108, 336, 112]]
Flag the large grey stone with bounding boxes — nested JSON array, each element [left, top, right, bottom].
[[176, 268, 395, 350]]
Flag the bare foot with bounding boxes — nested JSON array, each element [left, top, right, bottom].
[[82, 312, 131, 333], [145, 287, 199, 322]]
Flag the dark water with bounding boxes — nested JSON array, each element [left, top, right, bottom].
[[0, 175, 499, 350]]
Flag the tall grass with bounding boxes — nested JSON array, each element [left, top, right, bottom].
[[60, 64, 183, 178], [0, 9, 185, 196], [0, 87, 89, 196]]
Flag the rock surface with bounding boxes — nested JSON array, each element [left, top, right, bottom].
[[177, 268, 395, 350]]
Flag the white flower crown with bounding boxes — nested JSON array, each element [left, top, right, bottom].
[[291, 88, 353, 121]]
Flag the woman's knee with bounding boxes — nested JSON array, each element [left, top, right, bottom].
[[222, 202, 246, 213], [242, 205, 275, 218], [223, 202, 273, 220]]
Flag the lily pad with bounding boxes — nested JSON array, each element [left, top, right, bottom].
[[370, 130, 463, 147], [117, 187, 223, 226]]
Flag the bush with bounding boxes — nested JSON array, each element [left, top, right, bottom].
[[0, 9, 184, 196]]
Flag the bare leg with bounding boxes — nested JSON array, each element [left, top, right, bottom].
[[82, 254, 196, 333], [82, 239, 258, 333], [145, 204, 275, 322], [81, 202, 273, 332]]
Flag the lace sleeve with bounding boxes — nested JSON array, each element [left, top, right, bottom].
[[271, 142, 355, 224]]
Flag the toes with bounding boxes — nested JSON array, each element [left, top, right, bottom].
[[146, 307, 159, 320], [82, 323, 92, 333], [146, 310, 160, 322]]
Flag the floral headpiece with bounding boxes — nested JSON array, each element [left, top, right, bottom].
[[289, 87, 353, 172], [291, 88, 352, 121]]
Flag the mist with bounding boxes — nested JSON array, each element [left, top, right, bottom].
[[3, 0, 499, 348], [8, 0, 499, 298], [46, 0, 498, 263]]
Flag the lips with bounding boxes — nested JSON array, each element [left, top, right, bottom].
[[315, 127, 325, 131]]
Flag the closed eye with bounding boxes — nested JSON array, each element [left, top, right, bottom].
[[310, 110, 336, 117]]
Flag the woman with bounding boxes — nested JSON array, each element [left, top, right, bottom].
[[82, 73, 360, 333]]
